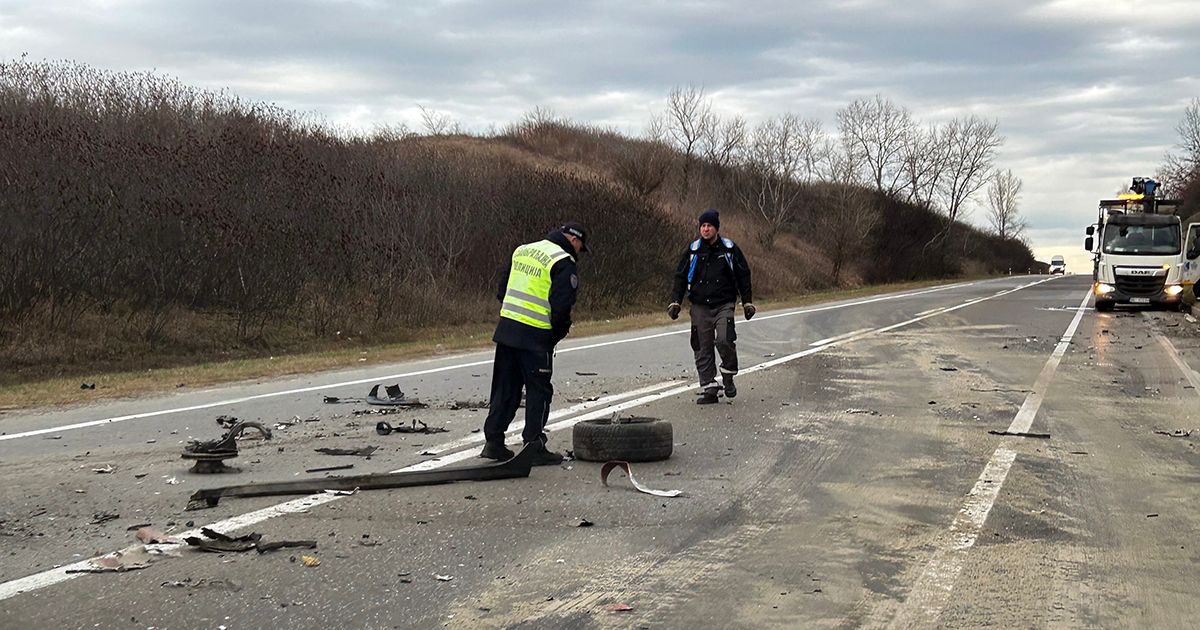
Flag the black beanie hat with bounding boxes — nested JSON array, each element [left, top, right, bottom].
[[698, 209, 720, 229]]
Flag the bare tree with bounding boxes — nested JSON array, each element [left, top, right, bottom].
[[700, 113, 747, 170], [985, 169, 1025, 240], [1159, 98, 1200, 197], [418, 105, 458, 136], [899, 123, 949, 209], [836, 95, 914, 196], [664, 85, 713, 198], [819, 144, 881, 283], [737, 114, 822, 244], [938, 115, 1003, 222]]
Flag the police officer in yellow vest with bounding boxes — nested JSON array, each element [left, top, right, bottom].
[[480, 222, 587, 465]]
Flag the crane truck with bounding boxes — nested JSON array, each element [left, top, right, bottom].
[[1084, 177, 1198, 311]]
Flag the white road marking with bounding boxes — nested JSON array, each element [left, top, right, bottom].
[[0, 277, 1042, 602], [0, 281, 983, 442], [1143, 313, 1200, 394], [809, 328, 875, 347], [887, 290, 1091, 628]]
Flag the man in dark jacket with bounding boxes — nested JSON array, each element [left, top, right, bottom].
[[667, 209, 754, 404], [480, 222, 586, 464]]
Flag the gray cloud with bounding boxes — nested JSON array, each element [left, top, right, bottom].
[[2, 0, 1197, 258]]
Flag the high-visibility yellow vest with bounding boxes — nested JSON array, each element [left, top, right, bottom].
[[500, 240, 572, 329]]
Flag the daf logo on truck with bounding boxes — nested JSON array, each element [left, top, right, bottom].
[[1084, 177, 1197, 312], [1116, 267, 1167, 277]]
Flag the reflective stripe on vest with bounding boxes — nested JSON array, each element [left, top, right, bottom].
[[500, 240, 570, 329], [686, 238, 736, 290]]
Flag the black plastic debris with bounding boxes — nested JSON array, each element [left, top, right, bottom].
[[323, 384, 426, 408], [182, 421, 272, 473], [376, 420, 449, 436], [987, 430, 1050, 439], [305, 464, 355, 474], [314, 446, 378, 457], [184, 528, 316, 554], [80, 383, 95, 390]]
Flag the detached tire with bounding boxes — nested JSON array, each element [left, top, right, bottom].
[[572, 417, 673, 462]]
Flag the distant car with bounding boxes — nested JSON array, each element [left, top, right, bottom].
[[1049, 255, 1066, 275]]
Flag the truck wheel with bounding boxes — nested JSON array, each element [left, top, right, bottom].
[[1095, 300, 1114, 312], [572, 417, 673, 462]]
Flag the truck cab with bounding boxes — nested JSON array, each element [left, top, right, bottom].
[[1049, 255, 1066, 275], [1084, 180, 1196, 311]]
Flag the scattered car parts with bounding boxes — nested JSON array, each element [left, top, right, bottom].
[[376, 419, 448, 435], [181, 421, 272, 473], [600, 461, 682, 498], [573, 416, 673, 462], [186, 442, 537, 510], [323, 384, 426, 407]]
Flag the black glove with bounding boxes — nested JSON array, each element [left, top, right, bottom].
[[667, 302, 681, 320], [743, 302, 756, 320]]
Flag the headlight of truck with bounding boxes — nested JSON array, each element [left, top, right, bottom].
[[1094, 283, 1115, 295], [1165, 284, 1184, 296]]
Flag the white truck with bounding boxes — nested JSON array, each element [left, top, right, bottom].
[[1084, 178, 1198, 311], [1049, 255, 1066, 275]]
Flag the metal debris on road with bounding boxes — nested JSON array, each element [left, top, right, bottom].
[[186, 442, 538, 510], [90, 512, 120, 525], [323, 384, 426, 408], [1154, 429, 1192, 438], [215, 415, 239, 428], [575, 518, 594, 527], [136, 527, 181, 545], [256, 540, 318, 554], [375, 419, 448, 435], [575, 371, 598, 376], [305, 464, 355, 473], [160, 577, 242, 591], [606, 603, 633, 612], [301, 555, 321, 567], [91, 464, 116, 474], [435, 574, 454, 581], [185, 528, 262, 553], [600, 461, 683, 498], [314, 446, 378, 457], [182, 421, 273, 474], [987, 430, 1051, 439], [845, 408, 880, 416], [66, 547, 155, 573]]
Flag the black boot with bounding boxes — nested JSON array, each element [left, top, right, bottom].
[[479, 441, 515, 461], [722, 373, 737, 398], [696, 388, 720, 405], [527, 441, 564, 466]]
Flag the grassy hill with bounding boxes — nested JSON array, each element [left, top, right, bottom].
[[0, 59, 1035, 383]]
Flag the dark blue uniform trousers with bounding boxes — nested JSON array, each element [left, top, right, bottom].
[[483, 343, 554, 446]]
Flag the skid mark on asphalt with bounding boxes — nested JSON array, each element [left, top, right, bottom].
[[0, 278, 1053, 604], [887, 290, 1091, 628]]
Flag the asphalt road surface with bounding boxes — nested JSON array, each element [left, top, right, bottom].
[[2, 275, 1199, 629]]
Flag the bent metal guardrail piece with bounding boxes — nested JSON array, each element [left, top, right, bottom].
[[186, 442, 536, 510]]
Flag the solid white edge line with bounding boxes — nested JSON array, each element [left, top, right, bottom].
[[887, 289, 1091, 628], [809, 327, 875, 347], [0, 277, 1041, 601], [1144, 313, 1200, 395], [0, 280, 991, 443]]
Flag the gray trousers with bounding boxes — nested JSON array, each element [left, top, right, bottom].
[[690, 301, 738, 390]]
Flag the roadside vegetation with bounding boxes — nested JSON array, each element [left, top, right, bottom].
[[1159, 97, 1200, 216], [0, 60, 1036, 388]]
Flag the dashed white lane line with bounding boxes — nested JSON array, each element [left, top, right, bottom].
[[0, 277, 1044, 602], [0, 281, 985, 443], [887, 289, 1091, 629]]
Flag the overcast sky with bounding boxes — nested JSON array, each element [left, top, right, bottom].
[[3, 0, 1199, 270]]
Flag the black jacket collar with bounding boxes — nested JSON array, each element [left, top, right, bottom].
[[546, 230, 578, 261]]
